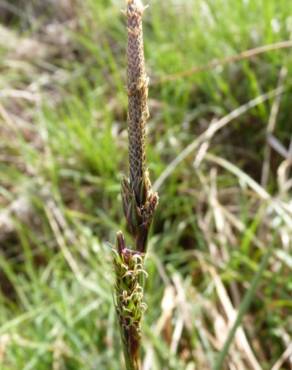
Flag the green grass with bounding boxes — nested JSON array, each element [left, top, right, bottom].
[[0, 0, 291, 369]]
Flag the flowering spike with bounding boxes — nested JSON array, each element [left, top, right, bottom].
[[113, 1, 158, 369]]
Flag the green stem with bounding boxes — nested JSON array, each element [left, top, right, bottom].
[[124, 348, 141, 370], [214, 246, 273, 370]]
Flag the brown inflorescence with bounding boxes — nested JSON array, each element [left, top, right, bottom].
[[123, 0, 158, 254], [127, 0, 148, 193]]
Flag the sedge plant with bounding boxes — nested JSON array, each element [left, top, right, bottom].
[[113, 1, 159, 369]]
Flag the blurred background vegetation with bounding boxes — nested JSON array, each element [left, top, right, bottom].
[[0, 0, 291, 369]]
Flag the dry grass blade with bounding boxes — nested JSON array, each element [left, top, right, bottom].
[[153, 86, 286, 191], [155, 40, 292, 84], [271, 342, 292, 370], [261, 67, 287, 186], [214, 245, 273, 370], [209, 267, 262, 370], [204, 153, 292, 228]]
